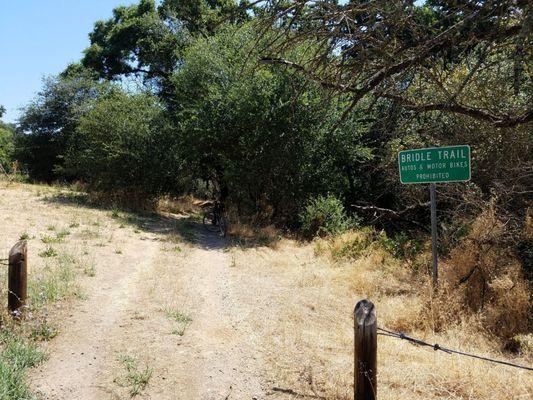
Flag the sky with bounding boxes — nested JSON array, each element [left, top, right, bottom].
[[0, 0, 139, 123]]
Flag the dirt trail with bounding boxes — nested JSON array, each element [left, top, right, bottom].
[[31, 232, 162, 399], [26, 205, 269, 399], [155, 232, 267, 399]]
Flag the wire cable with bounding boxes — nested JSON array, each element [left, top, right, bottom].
[[377, 327, 533, 372]]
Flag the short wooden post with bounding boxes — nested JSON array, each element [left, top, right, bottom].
[[354, 299, 377, 400], [8, 240, 27, 315]]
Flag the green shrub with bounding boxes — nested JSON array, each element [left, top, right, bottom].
[[0, 121, 14, 172], [300, 195, 355, 238], [377, 232, 423, 260], [0, 329, 46, 399]]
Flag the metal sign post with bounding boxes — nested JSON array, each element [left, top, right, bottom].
[[398, 145, 471, 286], [430, 183, 438, 286]]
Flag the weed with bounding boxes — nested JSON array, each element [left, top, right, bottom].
[[83, 263, 96, 277], [171, 327, 188, 336], [56, 229, 70, 241], [163, 307, 192, 336], [41, 229, 70, 244], [69, 221, 80, 228], [38, 247, 58, 258], [163, 308, 191, 323], [0, 329, 46, 399], [46, 225, 56, 231], [29, 253, 77, 308], [41, 235, 59, 244], [80, 229, 100, 239], [114, 249, 122, 255], [74, 290, 87, 300], [117, 354, 152, 397], [30, 321, 58, 341], [19, 232, 30, 241]]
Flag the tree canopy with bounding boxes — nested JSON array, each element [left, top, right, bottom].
[[11, 0, 532, 234], [261, 0, 532, 127]]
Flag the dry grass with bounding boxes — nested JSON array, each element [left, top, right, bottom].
[[157, 195, 203, 216], [227, 222, 281, 247], [422, 207, 532, 345], [231, 230, 532, 400]]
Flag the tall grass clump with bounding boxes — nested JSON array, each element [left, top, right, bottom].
[[420, 206, 532, 348], [0, 328, 46, 399]]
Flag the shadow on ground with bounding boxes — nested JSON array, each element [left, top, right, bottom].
[[42, 191, 276, 250]]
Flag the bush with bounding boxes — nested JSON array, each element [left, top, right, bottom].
[[419, 206, 532, 345], [15, 67, 108, 181], [0, 121, 14, 172], [65, 90, 180, 197], [377, 232, 423, 260], [300, 195, 355, 238]]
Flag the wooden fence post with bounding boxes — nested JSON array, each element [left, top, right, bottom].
[[8, 240, 27, 315], [354, 299, 377, 400]]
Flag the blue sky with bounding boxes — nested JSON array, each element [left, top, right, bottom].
[[0, 0, 138, 123]]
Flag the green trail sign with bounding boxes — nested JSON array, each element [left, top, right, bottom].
[[398, 145, 471, 184], [398, 144, 472, 287]]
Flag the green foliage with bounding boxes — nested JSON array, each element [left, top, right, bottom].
[[66, 90, 179, 196], [377, 232, 423, 260], [300, 194, 354, 238], [38, 247, 58, 258], [16, 66, 109, 181], [12, 0, 531, 251], [172, 25, 371, 221], [0, 329, 46, 400], [83, 0, 186, 86], [0, 118, 14, 172], [30, 321, 58, 342], [117, 354, 153, 396], [160, 0, 250, 35]]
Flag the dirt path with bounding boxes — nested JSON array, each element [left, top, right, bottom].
[[30, 232, 162, 399], [152, 231, 267, 399], [27, 206, 269, 399]]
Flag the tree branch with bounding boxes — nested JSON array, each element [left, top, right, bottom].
[[383, 94, 533, 128]]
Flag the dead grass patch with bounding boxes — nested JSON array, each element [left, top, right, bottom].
[[237, 226, 533, 400], [228, 222, 281, 247]]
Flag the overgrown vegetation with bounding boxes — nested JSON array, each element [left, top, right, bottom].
[[300, 195, 356, 238], [3, 0, 531, 352], [0, 108, 14, 174], [316, 206, 532, 351], [0, 328, 46, 400]]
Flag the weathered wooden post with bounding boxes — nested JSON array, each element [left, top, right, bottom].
[[354, 299, 377, 400], [8, 240, 27, 315]]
